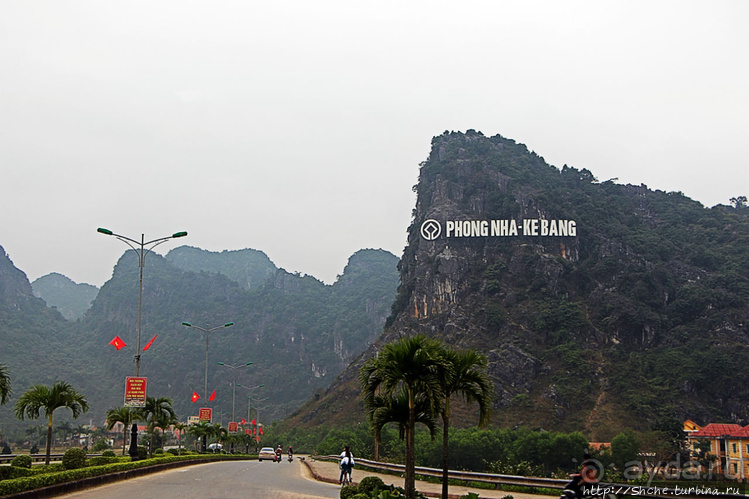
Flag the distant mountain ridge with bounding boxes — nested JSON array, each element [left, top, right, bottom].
[[0, 244, 399, 436], [288, 130, 749, 440], [32, 273, 99, 320], [166, 246, 278, 290]]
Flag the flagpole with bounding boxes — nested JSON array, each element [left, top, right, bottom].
[[97, 228, 187, 377]]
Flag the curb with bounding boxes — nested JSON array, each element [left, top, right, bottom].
[[2, 457, 231, 498]]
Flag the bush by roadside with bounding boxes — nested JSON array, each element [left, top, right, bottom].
[[0, 453, 254, 496]]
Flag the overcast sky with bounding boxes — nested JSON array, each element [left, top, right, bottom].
[[1, 1, 747, 288]]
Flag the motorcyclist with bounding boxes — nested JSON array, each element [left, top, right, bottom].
[[561, 453, 598, 499], [275, 445, 283, 463], [288, 446, 293, 461]]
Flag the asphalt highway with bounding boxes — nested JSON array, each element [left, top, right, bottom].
[[56, 459, 341, 499]]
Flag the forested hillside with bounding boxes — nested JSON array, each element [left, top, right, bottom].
[[0, 245, 399, 437], [291, 130, 749, 440]]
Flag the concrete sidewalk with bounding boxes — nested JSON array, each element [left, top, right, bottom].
[[302, 457, 558, 499]]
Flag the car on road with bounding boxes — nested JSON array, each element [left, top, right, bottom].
[[258, 447, 277, 461]]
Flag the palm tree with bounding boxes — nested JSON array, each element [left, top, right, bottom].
[[368, 387, 438, 461], [14, 381, 89, 465], [106, 406, 138, 456], [187, 422, 210, 452], [137, 396, 176, 458], [173, 423, 187, 455], [55, 420, 74, 448], [0, 364, 11, 406], [154, 412, 178, 450], [25, 425, 44, 449], [436, 347, 493, 499], [360, 334, 446, 499], [208, 423, 227, 450]]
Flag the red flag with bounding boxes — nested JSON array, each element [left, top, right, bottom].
[[208, 389, 216, 401], [109, 336, 127, 350], [259, 427, 263, 435], [251, 419, 256, 426], [142, 335, 157, 351], [241, 418, 245, 425], [191, 391, 200, 402], [253, 427, 256, 435]]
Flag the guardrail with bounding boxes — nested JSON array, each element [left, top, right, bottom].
[[318, 456, 749, 499]]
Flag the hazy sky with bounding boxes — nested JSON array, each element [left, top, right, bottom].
[[1, 1, 747, 288]]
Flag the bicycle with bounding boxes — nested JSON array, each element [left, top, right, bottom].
[[340, 466, 352, 486]]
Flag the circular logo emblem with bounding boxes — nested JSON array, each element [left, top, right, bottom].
[[420, 219, 442, 240]]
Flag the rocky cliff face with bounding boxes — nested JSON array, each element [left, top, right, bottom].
[[292, 131, 749, 439], [0, 246, 37, 313]]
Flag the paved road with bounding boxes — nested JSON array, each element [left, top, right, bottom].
[[57, 459, 342, 499]]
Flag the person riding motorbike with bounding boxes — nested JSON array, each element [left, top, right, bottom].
[[288, 446, 293, 461], [561, 453, 598, 499], [275, 445, 283, 463]]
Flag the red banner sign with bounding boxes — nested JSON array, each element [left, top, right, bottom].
[[228, 422, 238, 433], [124, 377, 147, 407], [198, 407, 212, 423]]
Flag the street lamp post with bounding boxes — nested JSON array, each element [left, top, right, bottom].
[[181, 322, 234, 399], [236, 384, 265, 420], [217, 362, 253, 422], [97, 228, 187, 376], [247, 395, 270, 423]]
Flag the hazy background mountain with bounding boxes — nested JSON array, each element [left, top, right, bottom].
[[0, 245, 399, 436], [289, 130, 749, 441], [165, 246, 278, 290], [32, 273, 99, 320]]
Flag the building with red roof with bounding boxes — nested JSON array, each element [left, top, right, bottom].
[[686, 421, 749, 480]]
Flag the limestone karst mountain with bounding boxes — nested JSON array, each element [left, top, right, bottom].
[[288, 130, 749, 440]]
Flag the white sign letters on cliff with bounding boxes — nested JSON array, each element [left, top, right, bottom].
[[419, 219, 577, 241]]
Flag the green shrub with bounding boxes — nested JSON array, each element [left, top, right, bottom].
[[92, 439, 111, 452], [340, 484, 360, 499], [88, 456, 120, 466], [11, 455, 33, 468], [154, 448, 165, 455], [0, 466, 33, 480], [167, 448, 179, 455], [62, 448, 88, 470], [102, 450, 117, 457], [350, 494, 370, 499], [358, 475, 386, 495], [137, 446, 148, 460]]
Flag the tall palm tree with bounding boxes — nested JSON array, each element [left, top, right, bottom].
[[360, 334, 446, 499], [14, 381, 89, 465], [436, 347, 493, 499], [106, 406, 138, 456], [0, 364, 11, 406], [137, 396, 176, 458]]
